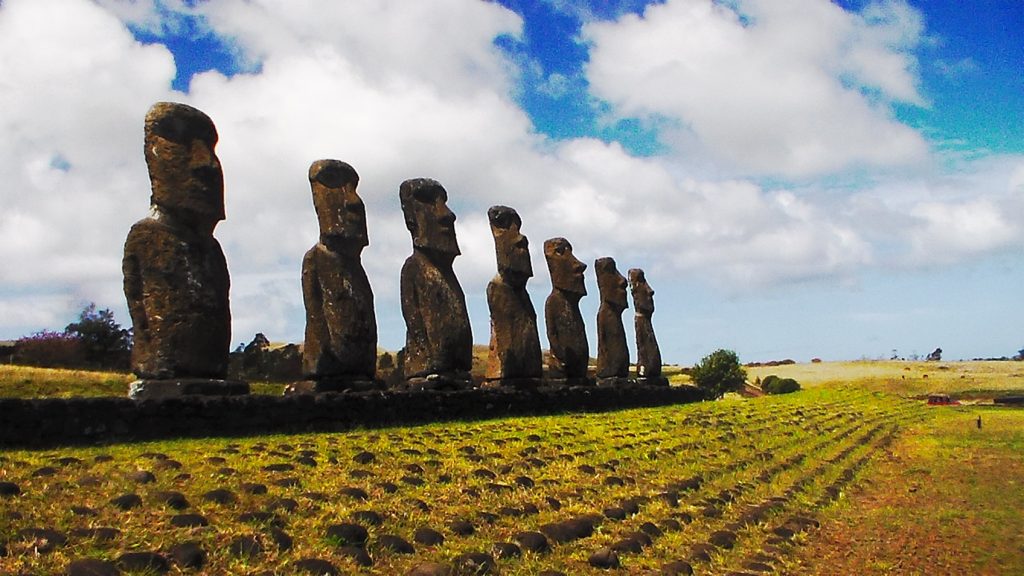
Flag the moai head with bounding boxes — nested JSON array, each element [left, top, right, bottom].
[[544, 237, 586, 296], [488, 205, 532, 287], [309, 159, 367, 251], [144, 102, 224, 230], [400, 178, 459, 256], [595, 257, 628, 312], [628, 268, 654, 316]]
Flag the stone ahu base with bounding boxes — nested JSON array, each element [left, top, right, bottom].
[[596, 376, 633, 387], [636, 376, 670, 387], [405, 372, 473, 391], [284, 379, 382, 395], [481, 377, 542, 390], [128, 379, 250, 400]]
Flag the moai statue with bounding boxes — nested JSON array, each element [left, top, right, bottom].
[[484, 206, 542, 388], [291, 159, 378, 394], [399, 178, 473, 390], [629, 268, 668, 386], [594, 257, 630, 386], [544, 238, 590, 386], [122, 102, 248, 399]]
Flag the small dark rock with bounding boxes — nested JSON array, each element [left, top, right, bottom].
[[452, 551, 496, 575], [65, 558, 120, 576], [414, 526, 445, 546], [611, 537, 643, 554], [339, 486, 369, 501], [117, 551, 169, 574], [588, 547, 620, 569], [293, 558, 339, 575], [268, 527, 293, 551], [169, 513, 208, 528], [514, 530, 550, 553], [353, 510, 383, 526], [604, 507, 627, 520], [376, 534, 415, 554], [449, 519, 475, 536], [110, 493, 142, 510], [492, 542, 521, 559], [338, 545, 373, 567], [169, 541, 206, 570], [0, 482, 20, 497], [127, 470, 156, 484], [353, 451, 375, 464], [407, 562, 452, 576], [152, 491, 189, 510], [201, 488, 237, 505], [326, 523, 368, 547], [71, 505, 98, 516], [239, 479, 268, 494], [229, 535, 264, 558], [18, 527, 67, 553], [661, 560, 694, 575], [263, 463, 295, 472], [709, 530, 737, 549], [32, 466, 58, 477]]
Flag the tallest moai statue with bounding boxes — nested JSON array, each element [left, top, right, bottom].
[[122, 102, 248, 399]]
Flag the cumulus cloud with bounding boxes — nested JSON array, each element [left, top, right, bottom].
[[583, 0, 931, 178], [0, 0, 1020, 357]]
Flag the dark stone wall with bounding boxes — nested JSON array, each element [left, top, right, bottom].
[[0, 385, 705, 448]]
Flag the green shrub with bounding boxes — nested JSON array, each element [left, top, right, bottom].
[[691, 349, 747, 399], [763, 375, 801, 394]]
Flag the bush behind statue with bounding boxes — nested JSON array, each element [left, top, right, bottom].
[[761, 374, 801, 395], [691, 349, 747, 399]]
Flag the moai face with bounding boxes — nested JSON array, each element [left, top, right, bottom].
[[628, 268, 655, 316], [488, 205, 532, 286], [595, 257, 628, 312], [144, 102, 224, 228], [544, 237, 586, 296], [400, 178, 459, 256], [309, 159, 367, 249]]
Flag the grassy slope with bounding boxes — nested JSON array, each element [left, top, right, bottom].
[[1, 361, 1022, 574]]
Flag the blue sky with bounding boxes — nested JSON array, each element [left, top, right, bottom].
[[0, 0, 1021, 363]]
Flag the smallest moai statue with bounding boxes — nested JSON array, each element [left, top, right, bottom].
[[629, 268, 668, 386], [290, 159, 379, 394], [544, 238, 590, 386], [594, 257, 630, 386], [484, 206, 542, 388]]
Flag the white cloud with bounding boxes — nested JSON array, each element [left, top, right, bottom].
[[0, 0, 1020, 358], [583, 0, 931, 177]]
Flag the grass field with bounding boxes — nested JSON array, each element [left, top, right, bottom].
[[1, 361, 1022, 574]]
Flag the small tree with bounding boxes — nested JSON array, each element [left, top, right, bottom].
[[64, 303, 132, 369], [691, 349, 747, 399]]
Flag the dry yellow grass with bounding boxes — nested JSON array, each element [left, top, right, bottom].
[[746, 360, 1024, 399]]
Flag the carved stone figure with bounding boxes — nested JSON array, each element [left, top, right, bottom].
[[629, 268, 668, 386], [594, 257, 629, 386], [122, 102, 248, 399], [399, 178, 473, 389], [294, 159, 377, 393], [544, 238, 589, 385], [484, 206, 542, 388]]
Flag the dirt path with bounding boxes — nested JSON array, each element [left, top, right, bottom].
[[788, 408, 1024, 575]]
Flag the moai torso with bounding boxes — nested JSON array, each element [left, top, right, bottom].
[[123, 102, 231, 381], [544, 238, 589, 383], [124, 217, 230, 379], [485, 206, 541, 385], [399, 179, 473, 388], [300, 160, 377, 388], [595, 257, 629, 382], [629, 268, 665, 385]]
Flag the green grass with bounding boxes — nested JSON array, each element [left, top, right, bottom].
[[0, 365, 287, 398], [0, 387, 925, 574], [1, 361, 1021, 574]]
